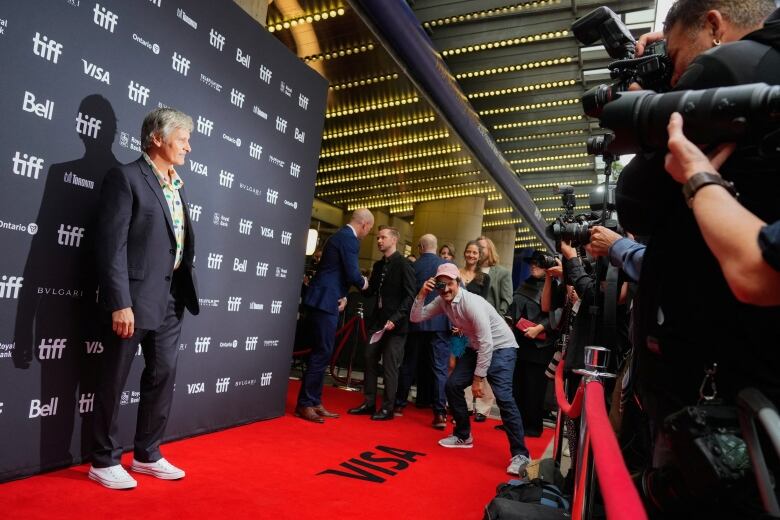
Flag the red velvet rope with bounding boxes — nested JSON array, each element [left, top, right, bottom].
[[584, 382, 648, 520], [555, 358, 584, 418]]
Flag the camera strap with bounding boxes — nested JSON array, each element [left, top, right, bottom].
[[602, 264, 619, 350]]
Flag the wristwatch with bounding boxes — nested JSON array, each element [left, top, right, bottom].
[[682, 171, 737, 208]]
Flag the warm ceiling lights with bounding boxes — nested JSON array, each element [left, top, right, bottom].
[[494, 114, 583, 130], [510, 152, 590, 165], [303, 42, 375, 63], [319, 131, 450, 158], [469, 79, 577, 99], [348, 183, 496, 210], [496, 129, 585, 143], [514, 161, 592, 173], [316, 157, 473, 185], [523, 179, 595, 190], [340, 180, 491, 206], [330, 73, 399, 91], [479, 98, 580, 116], [318, 145, 462, 172], [316, 170, 482, 197], [504, 142, 587, 154], [424, 0, 562, 28], [325, 95, 419, 118], [322, 115, 436, 140], [456, 56, 575, 79], [268, 7, 347, 33], [483, 217, 523, 228], [441, 30, 569, 57]]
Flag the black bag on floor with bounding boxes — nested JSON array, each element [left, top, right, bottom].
[[483, 498, 569, 520], [483, 478, 570, 520]]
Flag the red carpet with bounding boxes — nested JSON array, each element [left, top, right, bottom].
[[0, 380, 553, 520]]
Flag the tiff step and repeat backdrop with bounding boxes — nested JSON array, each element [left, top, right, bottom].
[[0, 0, 328, 481]]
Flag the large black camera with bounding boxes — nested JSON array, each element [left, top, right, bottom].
[[573, 6, 673, 117], [545, 184, 620, 249]]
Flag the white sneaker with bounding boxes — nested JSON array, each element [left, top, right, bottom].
[[88, 464, 138, 490], [438, 434, 474, 448], [131, 458, 185, 480], [507, 454, 531, 476]]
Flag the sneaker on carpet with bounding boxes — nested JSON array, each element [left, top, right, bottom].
[[506, 454, 531, 476], [88, 464, 138, 490], [438, 435, 473, 448], [131, 457, 185, 480]]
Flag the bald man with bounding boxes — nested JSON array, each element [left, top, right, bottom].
[[295, 209, 373, 423]]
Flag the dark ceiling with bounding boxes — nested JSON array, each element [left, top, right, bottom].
[[267, 0, 657, 250]]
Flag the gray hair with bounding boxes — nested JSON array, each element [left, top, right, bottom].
[[141, 107, 194, 151], [664, 0, 775, 34]]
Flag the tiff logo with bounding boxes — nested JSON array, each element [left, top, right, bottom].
[[93, 3, 118, 33], [258, 64, 272, 84], [216, 377, 230, 393], [275, 116, 287, 134], [128, 81, 150, 106], [209, 28, 225, 51], [245, 336, 258, 351], [197, 116, 213, 137], [187, 382, 205, 394], [76, 112, 102, 139], [281, 231, 292, 246], [194, 336, 211, 353], [295, 128, 306, 144], [230, 88, 245, 109], [260, 372, 273, 386], [260, 227, 274, 238], [22, 91, 53, 120], [85, 341, 103, 354], [233, 258, 247, 272], [298, 93, 309, 110], [249, 142, 263, 160], [12, 151, 44, 180], [32, 32, 63, 63], [227, 296, 242, 312], [0, 276, 23, 299], [57, 224, 85, 247], [219, 169, 234, 188], [289, 162, 301, 178], [238, 218, 252, 235], [38, 338, 66, 360], [188, 203, 202, 222], [266, 189, 278, 205], [256, 262, 269, 277], [271, 300, 282, 314], [236, 48, 250, 68], [79, 392, 94, 413], [207, 253, 223, 270], [171, 51, 190, 76]]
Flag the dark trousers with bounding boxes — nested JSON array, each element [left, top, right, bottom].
[[92, 290, 184, 467], [364, 332, 405, 411], [446, 347, 529, 458], [514, 360, 549, 436], [297, 307, 338, 408], [395, 331, 448, 413]]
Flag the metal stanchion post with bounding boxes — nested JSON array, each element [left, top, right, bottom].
[[337, 302, 363, 392]]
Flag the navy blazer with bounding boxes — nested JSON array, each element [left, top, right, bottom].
[[96, 157, 199, 330], [410, 252, 449, 332], [303, 225, 364, 315]]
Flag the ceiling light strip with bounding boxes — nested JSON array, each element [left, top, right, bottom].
[[469, 79, 577, 99], [350, 184, 496, 211], [318, 145, 462, 172], [514, 162, 593, 173], [338, 180, 491, 206], [424, 0, 562, 28], [315, 157, 473, 186], [330, 73, 400, 91], [268, 7, 347, 33], [319, 131, 450, 158], [316, 170, 481, 197], [303, 43, 375, 63], [496, 129, 586, 143], [510, 152, 590, 165], [326, 95, 419, 118], [504, 142, 587, 154], [441, 29, 570, 57], [456, 56, 575, 79], [494, 114, 583, 130], [322, 115, 436, 140], [479, 98, 580, 116]]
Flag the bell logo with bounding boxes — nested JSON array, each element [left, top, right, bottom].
[[275, 116, 287, 134], [85, 341, 104, 354], [260, 372, 273, 386], [188, 204, 202, 222], [259, 64, 273, 84], [295, 128, 306, 144], [12, 151, 44, 180], [79, 392, 94, 414], [128, 81, 150, 106], [187, 382, 205, 394], [0, 275, 23, 299], [233, 258, 247, 272], [227, 296, 242, 312], [57, 224, 85, 247], [76, 112, 102, 139], [281, 231, 292, 246], [260, 227, 274, 238], [194, 336, 211, 353], [209, 28, 225, 51], [82, 59, 111, 84], [245, 336, 258, 351], [189, 159, 208, 176], [196, 116, 213, 137], [238, 219, 252, 235], [29, 397, 59, 418], [298, 94, 309, 110], [249, 142, 263, 160], [172, 51, 191, 76], [32, 32, 63, 63], [219, 170, 234, 188], [216, 377, 230, 393], [289, 162, 301, 178], [207, 253, 223, 270], [256, 262, 269, 277], [271, 300, 282, 314], [93, 3, 118, 33], [22, 91, 54, 120], [236, 48, 251, 68], [230, 88, 245, 109], [38, 338, 67, 359]]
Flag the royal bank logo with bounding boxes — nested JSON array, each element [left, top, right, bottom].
[[176, 8, 197, 29], [252, 105, 267, 119], [82, 59, 110, 84], [209, 28, 225, 51], [227, 296, 242, 312], [76, 112, 102, 139], [233, 258, 247, 272], [238, 218, 252, 235], [119, 131, 142, 152], [222, 133, 241, 147], [239, 182, 261, 197], [245, 336, 258, 351], [284, 200, 298, 210], [275, 116, 287, 134], [32, 32, 63, 63], [269, 155, 285, 168], [230, 88, 245, 109], [270, 300, 282, 314], [212, 212, 229, 228], [120, 390, 140, 405], [200, 73, 222, 92], [295, 128, 306, 144], [264, 339, 279, 348], [0, 19, 7, 37], [298, 93, 309, 110], [281, 231, 292, 246], [148, 0, 161, 6], [22, 91, 54, 120], [207, 252, 223, 270], [29, 397, 59, 418], [219, 339, 238, 349], [85, 341, 103, 354], [249, 301, 263, 310], [0, 220, 38, 235], [64, 171, 94, 190], [236, 47, 251, 68], [256, 262, 269, 277], [78, 392, 94, 413], [197, 298, 219, 308], [57, 224, 84, 247], [187, 382, 205, 394], [260, 372, 273, 386], [258, 64, 272, 84], [215, 377, 230, 393], [260, 226, 274, 239], [189, 159, 208, 176], [289, 162, 301, 178], [280, 81, 292, 97], [0, 342, 15, 359], [128, 81, 150, 106], [266, 189, 278, 205], [93, 3, 118, 32], [172, 51, 191, 76], [219, 169, 234, 188], [275, 267, 287, 279], [12, 151, 44, 180], [196, 116, 213, 137], [132, 33, 160, 54], [38, 338, 66, 360], [194, 336, 211, 353], [249, 142, 263, 160], [188, 203, 202, 222]]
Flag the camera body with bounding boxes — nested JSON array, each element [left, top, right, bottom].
[[434, 280, 448, 291], [545, 184, 620, 249]]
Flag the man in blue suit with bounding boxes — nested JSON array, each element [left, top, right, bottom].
[[295, 209, 373, 422], [394, 233, 451, 429]]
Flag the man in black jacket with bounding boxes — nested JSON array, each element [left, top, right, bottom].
[[348, 225, 416, 420]]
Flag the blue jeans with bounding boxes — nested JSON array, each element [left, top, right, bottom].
[[445, 347, 529, 458]]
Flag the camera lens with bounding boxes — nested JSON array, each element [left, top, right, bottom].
[[582, 84, 615, 118]]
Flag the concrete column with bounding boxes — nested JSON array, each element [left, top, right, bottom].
[[233, 0, 268, 26], [482, 228, 516, 272], [412, 197, 485, 265]]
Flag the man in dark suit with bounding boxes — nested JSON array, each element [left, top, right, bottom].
[[394, 233, 451, 429], [295, 209, 373, 423], [89, 108, 199, 489], [348, 226, 415, 420]]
